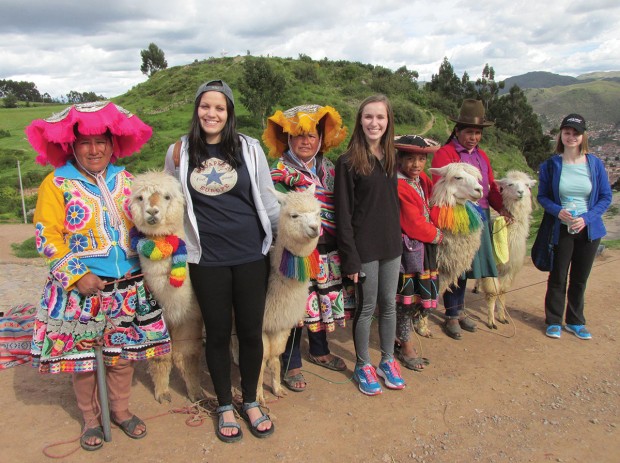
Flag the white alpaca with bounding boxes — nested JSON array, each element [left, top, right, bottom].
[[478, 171, 537, 328], [413, 163, 484, 337], [257, 185, 321, 404], [129, 171, 203, 403]]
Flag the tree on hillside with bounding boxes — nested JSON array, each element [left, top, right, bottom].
[[489, 85, 550, 169], [428, 57, 463, 101], [374, 65, 420, 97], [239, 57, 286, 127], [140, 43, 168, 77], [475, 64, 504, 110]]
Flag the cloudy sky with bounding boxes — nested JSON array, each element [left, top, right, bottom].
[[1, 0, 619, 99]]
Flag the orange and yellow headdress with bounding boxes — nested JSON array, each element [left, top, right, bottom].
[[262, 104, 347, 158]]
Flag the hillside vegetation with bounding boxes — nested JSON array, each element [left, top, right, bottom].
[[0, 55, 532, 222], [525, 80, 620, 130]]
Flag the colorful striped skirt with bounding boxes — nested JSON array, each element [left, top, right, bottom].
[[32, 272, 171, 374]]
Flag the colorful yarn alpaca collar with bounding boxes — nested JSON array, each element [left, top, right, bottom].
[[435, 202, 483, 235], [131, 231, 187, 287], [279, 248, 321, 281]]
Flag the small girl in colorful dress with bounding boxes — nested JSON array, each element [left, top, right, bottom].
[[394, 135, 442, 370]]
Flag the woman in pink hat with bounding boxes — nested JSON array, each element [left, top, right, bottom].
[[26, 102, 171, 451]]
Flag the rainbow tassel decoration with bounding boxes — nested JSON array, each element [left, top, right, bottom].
[[279, 248, 321, 281], [131, 230, 187, 287], [435, 201, 483, 235]]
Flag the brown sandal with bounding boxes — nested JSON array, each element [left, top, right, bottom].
[[282, 372, 306, 392], [308, 354, 346, 371]]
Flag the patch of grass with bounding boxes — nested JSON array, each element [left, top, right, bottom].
[[604, 203, 618, 217], [601, 239, 620, 250], [10, 236, 39, 258]]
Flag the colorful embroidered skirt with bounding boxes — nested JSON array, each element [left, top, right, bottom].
[[304, 248, 354, 333], [396, 242, 439, 314], [31, 273, 171, 374]]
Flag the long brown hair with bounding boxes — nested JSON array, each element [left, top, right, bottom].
[[344, 94, 395, 176]]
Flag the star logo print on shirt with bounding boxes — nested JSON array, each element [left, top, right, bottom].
[[190, 157, 238, 196]]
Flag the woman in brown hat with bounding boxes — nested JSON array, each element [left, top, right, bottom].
[[264, 104, 350, 392], [26, 102, 171, 450], [431, 99, 511, 340], [394, 135, 442, 370]]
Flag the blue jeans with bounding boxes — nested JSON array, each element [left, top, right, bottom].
[[443, 277, 467, 318], [281, 327, 330, 371]]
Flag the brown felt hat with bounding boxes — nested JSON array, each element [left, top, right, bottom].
[[449, 99, 494, 128]]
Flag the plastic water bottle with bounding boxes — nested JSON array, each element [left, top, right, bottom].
[[566, 197, 578, 234]]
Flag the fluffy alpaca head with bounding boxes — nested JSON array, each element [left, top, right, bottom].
[[273, 184, 321, 256], [129, 170, 186, 237], [429, 162, 483, 207], [495, 170, 537, 215]]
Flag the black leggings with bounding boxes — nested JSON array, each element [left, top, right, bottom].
[[190, 257, 269, 405], [544, 225, 600, 326]]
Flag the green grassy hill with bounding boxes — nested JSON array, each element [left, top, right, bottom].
[[0, 55, 531, 222], [525, 80, 620, 130]]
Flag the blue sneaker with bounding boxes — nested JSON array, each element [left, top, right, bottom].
[[353, 363, 382, 396], [545, 324, 562, 338], [377, 358, 406, 390], [565, 324, 592, 340]]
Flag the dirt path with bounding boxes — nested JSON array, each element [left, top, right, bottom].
[[0, 225, 618, 463], [419, 111, 436, 136]]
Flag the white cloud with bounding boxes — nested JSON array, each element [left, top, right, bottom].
[[0, 0, 618, 98]]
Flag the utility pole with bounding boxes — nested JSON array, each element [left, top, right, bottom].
[[17, 160, 27, 223]]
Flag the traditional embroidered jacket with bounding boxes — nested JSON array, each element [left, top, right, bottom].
[[33, 162, 138, 290]]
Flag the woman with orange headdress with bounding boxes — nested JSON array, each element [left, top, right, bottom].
[[264, 104, 351, 392]]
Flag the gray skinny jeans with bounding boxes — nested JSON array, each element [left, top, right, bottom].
[[353, 256, 400, 365]]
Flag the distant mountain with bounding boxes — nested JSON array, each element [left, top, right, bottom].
[[500, 71, 620, 132], [576, 71, 620, 81], [500, 71, 579, 93]]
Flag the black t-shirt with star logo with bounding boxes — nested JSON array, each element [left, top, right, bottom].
[[189, 143, 265, 266]]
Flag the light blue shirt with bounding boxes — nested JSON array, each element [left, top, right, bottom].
[[559, 163, 591, 218]]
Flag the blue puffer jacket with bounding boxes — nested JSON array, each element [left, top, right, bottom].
[[537, 153, 612, 244]]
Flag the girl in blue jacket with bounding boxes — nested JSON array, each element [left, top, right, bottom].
[[537, 114, 612, 340]]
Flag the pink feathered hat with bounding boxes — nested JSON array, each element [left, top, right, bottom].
[[26, 101, 153, 168]]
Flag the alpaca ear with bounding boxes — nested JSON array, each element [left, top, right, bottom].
[[429, 166, 446, 178], [528, 178, 537, 189], [305, 184, 316, 195], [272, 188, 288, 205]]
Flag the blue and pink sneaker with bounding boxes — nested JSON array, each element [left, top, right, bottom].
[[353, 363, 383, 396], [377, 358, 406, 390]]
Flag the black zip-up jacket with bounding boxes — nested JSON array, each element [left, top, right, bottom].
[[334, 152, 401, 275]]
